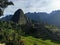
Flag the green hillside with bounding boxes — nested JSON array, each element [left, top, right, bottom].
[[21, 36, 60, 45], [0, 0, 60, 45], [0, 20, 60, 45]]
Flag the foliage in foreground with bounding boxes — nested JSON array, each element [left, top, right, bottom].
[[22, 36, 60, 45], [0, 20, 60, 45], [0, 21, 24, 45]]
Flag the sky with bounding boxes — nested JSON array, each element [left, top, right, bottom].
[[4, 0, 60, 15]]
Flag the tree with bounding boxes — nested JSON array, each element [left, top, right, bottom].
[[0, 0, 14, 16], [0, 21, 23, 45]]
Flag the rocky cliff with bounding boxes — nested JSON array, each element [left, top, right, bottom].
[[11, 9, 27, 25]]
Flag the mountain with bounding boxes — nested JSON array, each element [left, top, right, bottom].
[[25, 12, 49, 22], [1, 10, 60, 27], [0, 15, 13, 21], [46, 10, 60, 27], [0, 9, 27, 25], [25, 10, 60, 27], [0, 9, 60, 41], [11, 9, 27, 25]]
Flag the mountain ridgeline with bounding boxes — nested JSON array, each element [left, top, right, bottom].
[[1, 9, 60, 41], [0, 9, 60, 45], [26, 10, 60, 27], [2, 10, 60, 27], [1, 9, 28, 25]]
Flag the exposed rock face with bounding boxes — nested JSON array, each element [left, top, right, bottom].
[[11, 9, 27, 25]]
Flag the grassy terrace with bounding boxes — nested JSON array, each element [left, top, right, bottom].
[[21, 36, 60, 45]]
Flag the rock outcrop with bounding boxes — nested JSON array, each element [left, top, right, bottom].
[[11, 9, 27, 25]]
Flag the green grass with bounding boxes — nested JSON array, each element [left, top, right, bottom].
[[21, 36, 60, 45]]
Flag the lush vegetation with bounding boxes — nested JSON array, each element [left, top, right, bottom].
[[0, 21, 23, 45], [0, 0, 60, 45], [22, 36, 60, 45], [0, 20, 60, 45]]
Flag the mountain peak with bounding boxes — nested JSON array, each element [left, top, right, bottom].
[[11, 9, 27, 25]]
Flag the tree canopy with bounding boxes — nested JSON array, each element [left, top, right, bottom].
[[0, 0, 14, 16], [0, 0, 14, 8]]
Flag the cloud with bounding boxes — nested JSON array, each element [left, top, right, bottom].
[[4, 0, 60, 15]]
